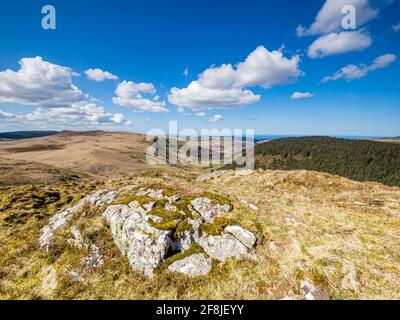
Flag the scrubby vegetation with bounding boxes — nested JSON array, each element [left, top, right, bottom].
[[229, 137, 400, 186]]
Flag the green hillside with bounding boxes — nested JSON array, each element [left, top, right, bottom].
[[247, 137, 400, 186]]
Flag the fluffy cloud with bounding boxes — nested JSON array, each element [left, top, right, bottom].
[[168, 46, 301, 110], [291, 92, 314, 99], [322, 53, 396, 82], [0, 57, 84, 107], [25, 102, 129, 126], [85, 68, 118, 82], [209, 114, 224, 123], [308, 31, 372, 59], [112, 81, 168, 113], [1, 102, 130, 129], [392, 22, 400, 32], [297, 0, 378, 36], [195, 112, 206, 117]]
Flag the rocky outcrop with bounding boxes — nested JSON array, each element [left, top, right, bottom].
[[168, 254, 212, 277], [103, 203, 172, 278], [100, 189, 256, 277], [39, 190, 117, 251], [39, 186, 256, 279]]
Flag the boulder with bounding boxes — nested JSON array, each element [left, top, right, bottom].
[[168, 253, 212, 277], [195, 233, 248, 262], [225, 226, 256, 249]]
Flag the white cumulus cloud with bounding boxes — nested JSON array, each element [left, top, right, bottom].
[[25, 102, 129, 126], [308, 30, 372, 59], [322, 53, 397, 82], [168, 46, 301, 110], [112, 80, 168, 113], [85, 68, 118, 82], [0, 56, 84, 107], [297, 0, 378, 36], [291, 92, 314, 99]]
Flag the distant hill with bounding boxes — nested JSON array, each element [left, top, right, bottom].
[[0, 131, 58, 140], [227, 136, 400, 187], [0, 131, 152, 185]]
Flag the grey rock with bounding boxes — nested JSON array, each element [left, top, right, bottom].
[[195, 233, 248, 262], [39, 198, 86, 250], [103, 204, 172, 278], [168, 253, 212, 277], [224, 226, 256, 249], [67, 225, 85, 249], [87, 190, 117, 206], [191, 197, 231, 222], [165, 202, 177, 212], [70, 271, 83, 283], [39, 190, 117, 251], [148, 189, 164, 200], [166, 195, 181, 203]]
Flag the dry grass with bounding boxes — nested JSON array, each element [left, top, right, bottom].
[[1, 168, 400, 300], [0, 131, 151, 185]]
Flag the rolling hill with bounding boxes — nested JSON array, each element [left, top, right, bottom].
[[234, 136, 400, 187]]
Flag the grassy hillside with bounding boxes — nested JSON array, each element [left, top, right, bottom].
[[1, 169, 400, 300], [250, 137, 400, 187]]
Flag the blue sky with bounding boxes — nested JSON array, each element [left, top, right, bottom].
[[0, 0, 399, 136]]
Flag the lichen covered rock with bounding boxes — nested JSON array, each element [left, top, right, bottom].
[[191, 197, 231, 222], [225, 226, 256, 249], [195, 233, 249, 262], [103, 203, 172, 278], [39, 189, 118, 251], [168, 253, 212, 277]]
